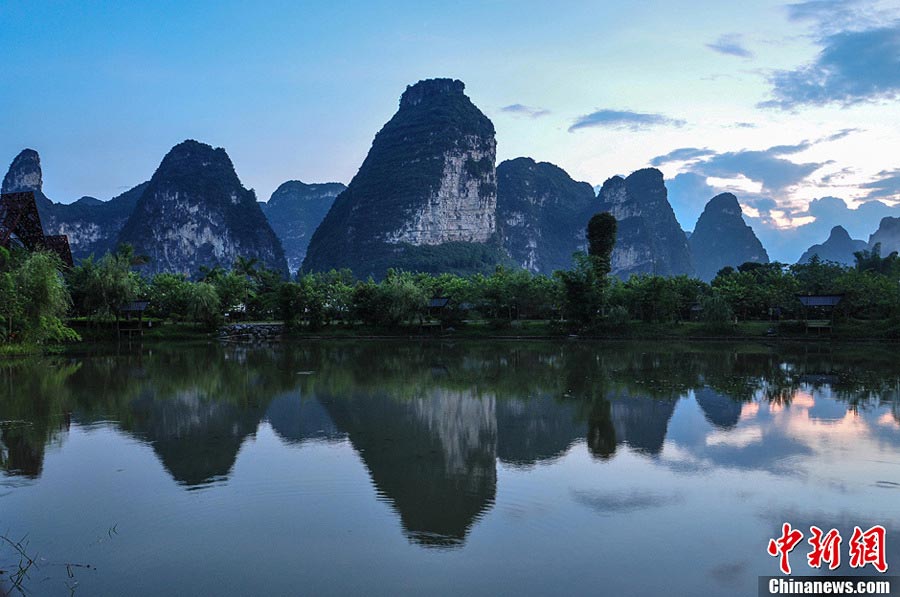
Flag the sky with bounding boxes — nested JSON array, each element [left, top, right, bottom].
[[1, 0, 899, 262]]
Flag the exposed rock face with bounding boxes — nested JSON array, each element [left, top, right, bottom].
[[260, 181, 345, 273], [303, 78, 507, 278], [496, 157, 597, 274], [596, 168, 693, 278], [868, 217, 900, 255], [117, 140, 287, 277], [2, 149, 148, 259], [2, 149, 54, 215], [798, 225, 867, 265], [689, 193, 769, 281]]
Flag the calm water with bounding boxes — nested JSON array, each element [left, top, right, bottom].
[[2, 341, 899, 596]]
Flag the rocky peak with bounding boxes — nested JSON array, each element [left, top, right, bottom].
[[597, 167, 693, 278], [689, 193, 768, 281], [704, 192, 742, 216], [117, 139, 287, 277], [496, 157, 597, 274], [303, 78, 505, 278], [624, 168, 665, 198], [798, 224, 867, 265], [868, 216, 900, 255], [399, 78, 466, 109], [828, 226, 852, 243], [1, 149, 43, 194], [151, 140, 237, 192]]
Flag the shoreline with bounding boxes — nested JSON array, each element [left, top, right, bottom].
[[4, 319, 900, 358]]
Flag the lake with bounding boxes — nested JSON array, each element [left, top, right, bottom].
[[2, 341, 899, 595]]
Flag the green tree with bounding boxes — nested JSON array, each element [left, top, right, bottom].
[[586, 212, 617, 280], [186, 282, 221, 329], [0, 248, 78, 344], [68, 246, 142, 321], [555, 254, 602, 326]]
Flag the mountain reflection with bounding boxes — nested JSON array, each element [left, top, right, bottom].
[[321, 388, 497, 547], [2, 341, 899, 547]]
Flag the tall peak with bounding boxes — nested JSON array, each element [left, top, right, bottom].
[[399, 78, 466, 109], [116, 140, 286, 277], [625, 168, 664, 187], [303, 78, 501, 278], [159, 140, 233, 171], [2, 148, 43, 194], [828, 225, 851, 241], [690, 192, 768, 281], [707, 192, 740, 211]]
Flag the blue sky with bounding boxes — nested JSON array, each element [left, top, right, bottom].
[[2, 0, 899, 262]]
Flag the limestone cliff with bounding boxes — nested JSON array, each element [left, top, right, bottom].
[[117, 140, 287, 277], [689, 193, 769, 281], [596, 168, 693, 278], [303, 78, 507, 278], [496, 157, 597, 274]]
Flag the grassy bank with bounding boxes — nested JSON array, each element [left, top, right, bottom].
[[3, 318, 898, 358]]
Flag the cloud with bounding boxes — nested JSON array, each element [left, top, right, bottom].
[[500, 103, 550, 118], [655, 138, 840, 229], [786, 0, 898, 32], [860, 168, 900, 200], [650, 147, 716, 167], [688, 144, 825, 194], [741, 195, 900, 262], [787, 0, 861, 26], [706, 34, 754, 58], [761, 25, 900, 108], [568, 109, 686, 132]]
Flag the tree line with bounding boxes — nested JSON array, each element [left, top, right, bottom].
[[3, 212, 900, 346]]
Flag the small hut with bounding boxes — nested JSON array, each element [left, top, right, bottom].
[[116, 301, 150, 337], [796, 294, 843, 334]]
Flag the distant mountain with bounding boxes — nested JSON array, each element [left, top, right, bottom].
[[2, 148, 147, 260], [596, 168, 693, 278], [303, 78, 508, 278], [868, 217, 900, 256], [689, 193, 768, 281], [496, 157, 597, 274], [261, 181, 345, 273], [117, 140, 287, 277], [798, 225, 867, 265]]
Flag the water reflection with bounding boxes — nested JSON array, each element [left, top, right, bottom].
[[2, 341, 899, 552]]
